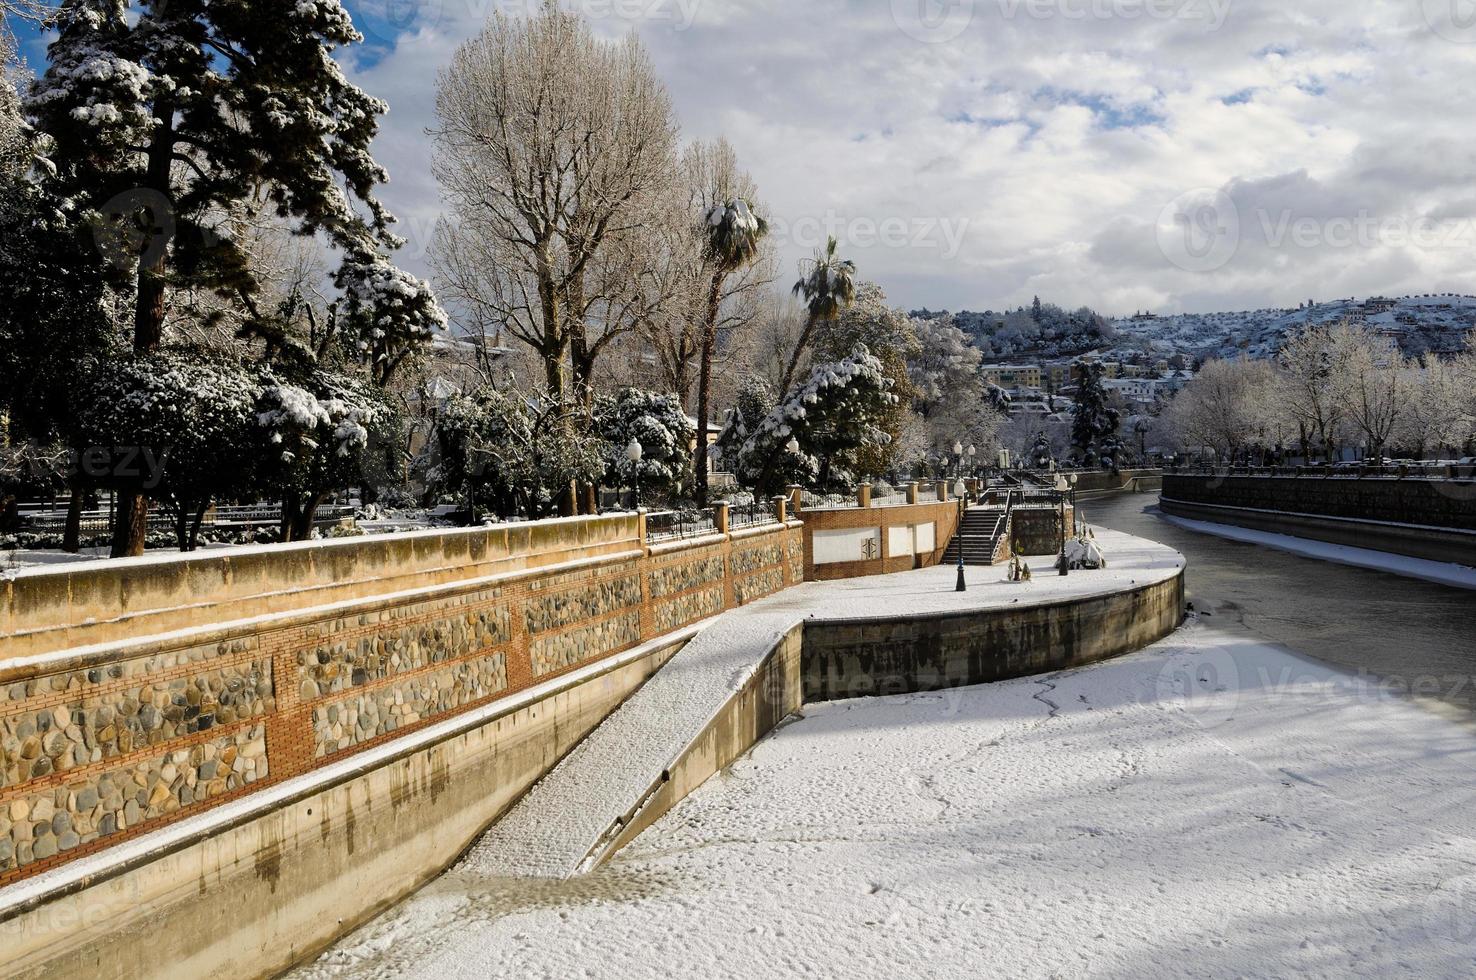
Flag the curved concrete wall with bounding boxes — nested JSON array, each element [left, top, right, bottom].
[[801, 574, 1185, 703], [1160, 497, 1476, 566]]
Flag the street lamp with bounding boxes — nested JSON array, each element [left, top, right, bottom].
[[967, 444, 977, 479], [1056, 473, 1070, 576], [786, 437, 800, 454], [1055, 472, 1077, 576], [626, 438, 643, 510], [954, 477, 967, 593], [953, 440, 964, 478]]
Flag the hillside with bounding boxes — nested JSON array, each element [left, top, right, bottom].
[[1107, 294, 1476, 362]]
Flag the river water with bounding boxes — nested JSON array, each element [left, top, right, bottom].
[[1084, 492, 1476, 720]]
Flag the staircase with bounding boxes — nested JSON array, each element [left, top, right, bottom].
[[943, 506, 1009, 566]]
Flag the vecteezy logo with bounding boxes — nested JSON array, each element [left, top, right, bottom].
[[1154, 647, 1243, 730], [92, 188, 176, 272], [356, 0, 442, 46], [1157, 187, 1240, 273], [1421, 873, 1476, 945], [1422, 0, 1476, 43], [891, 0, 976, 43]]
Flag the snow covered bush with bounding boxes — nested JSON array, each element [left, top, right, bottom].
[[595, 388, 695, 501], [432, 386, 605, 521], [716, 347, 897, 496], [255, 373, 401, 540], [337, 251, 448, 385], [74, 350, 265, 549]]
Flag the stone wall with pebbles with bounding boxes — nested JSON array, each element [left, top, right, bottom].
[[648, 555, 727, 600], [0, 724, 266, 876], [652, 586, 727, 635], [0, 520, 801, 887], [296, 602, 511, 700], [312, 654, 508, 759], [731, 539, 787, 578], [736, 567, 787, 606], [525, 574, 643, 636], [0, 660, 273, 789], [530, 613, 643, 678]]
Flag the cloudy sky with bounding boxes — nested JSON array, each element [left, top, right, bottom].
[[19, 1, 1476, 315]]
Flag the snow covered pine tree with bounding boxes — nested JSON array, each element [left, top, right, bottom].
[[28, 0, 443, 555]]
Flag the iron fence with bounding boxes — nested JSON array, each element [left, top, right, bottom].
[[1169, 463, 1476, 481], [17, 502, 356, 538], [728, 500, 779, 531], [645, 508, 718, 543]]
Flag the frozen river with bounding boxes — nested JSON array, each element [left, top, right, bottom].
[[293, 499, 1476, 979]]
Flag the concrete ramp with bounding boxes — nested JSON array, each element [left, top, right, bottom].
[[460, 601, 810, 879]]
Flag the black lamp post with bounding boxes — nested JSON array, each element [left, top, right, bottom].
[[955, 477, 967, 592], [1057, 472, 1070, 576]]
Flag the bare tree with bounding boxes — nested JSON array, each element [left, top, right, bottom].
[[1399, 353, 1471, 459], [1163, 357, 1282, 462], [1337, 328, 1408, 460], [1278, 321, 1358, 462], [431, 3, 680, 408]]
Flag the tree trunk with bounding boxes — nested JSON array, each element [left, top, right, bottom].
[[110, 493, 149, 558], [134, 95, 175, 354], [187, 501, 208, 552], [778, 310, 821, 395], [694, 272, 725, 506], [174, 504, 190, 552], [62, 485, 83, 553], [285, 492, 325, 542]]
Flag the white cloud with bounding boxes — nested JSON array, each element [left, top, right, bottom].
[[342, 0, 1476, 316]]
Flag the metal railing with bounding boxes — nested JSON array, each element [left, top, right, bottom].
[[727, 501, 779, 531], [17, 502, 356, 538], [1169, 463, 1476, 481], [798, 490, 853, 510], [645, 508, 718, 543]]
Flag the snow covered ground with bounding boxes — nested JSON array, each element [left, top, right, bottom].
[[1162, 513, 1476, 592], [293, 616, 1476, 979]]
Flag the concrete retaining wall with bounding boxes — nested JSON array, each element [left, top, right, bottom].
[[0, 633, 690, 980], [0, 518, 803, 890], [1163, 474, 1476, 532], [1069, 469, 1163, 496], [1159, 497, 1476, 566], [802, 574, 1185, 703], [591, 625, 805, 867]]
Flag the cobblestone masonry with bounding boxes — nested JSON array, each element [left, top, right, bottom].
[[0, 724, 266, 875], [312, 654, 508, 758], [0, 521, 800, 886], [1, 659, 273, 788]]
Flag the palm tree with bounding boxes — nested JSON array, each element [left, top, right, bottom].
[[781, 236, 857, 393], [694, 198, 768, 504]]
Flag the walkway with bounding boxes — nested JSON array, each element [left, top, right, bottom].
[[460, 529, 1183, 880]]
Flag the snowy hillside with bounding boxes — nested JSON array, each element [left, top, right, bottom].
[[1109, 294, 1476, 361]]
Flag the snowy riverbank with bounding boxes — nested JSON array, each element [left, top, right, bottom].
[[293, 615, 1476, 978], [1161, 512, 1476, 592]]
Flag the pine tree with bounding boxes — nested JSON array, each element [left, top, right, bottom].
[[1071, 361, 1121, 466], [28, 0, 443, 554]]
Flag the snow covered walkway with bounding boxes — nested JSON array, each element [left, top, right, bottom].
[[458, 530, 1181, 880], [295, 616, 1476, 979]]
